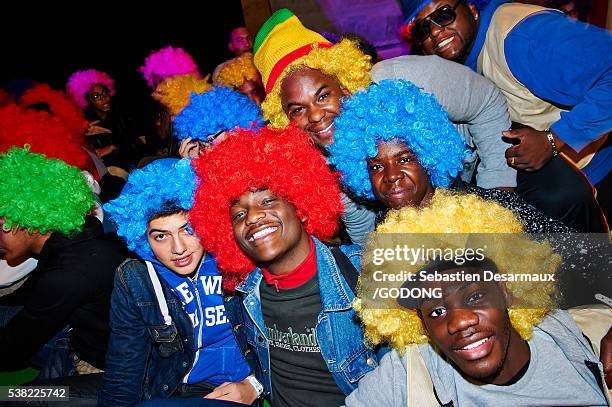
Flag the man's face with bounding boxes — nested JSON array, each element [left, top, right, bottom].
[[228, 27, 253, 56], [147, 212, 204, 277], [230, 189, 310, 274], [419, 267, 514, 381], [238, 77, 265, 106], [368, 141, 435, 209], [413, 0, 479, 63], [280, 67, 346, 147], [87, 83, 112, 113], [0, 218, 35, 267]]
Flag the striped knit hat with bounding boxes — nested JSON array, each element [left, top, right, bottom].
[[253, 9, 332, 93]]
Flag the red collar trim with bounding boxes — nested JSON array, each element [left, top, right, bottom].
[[262, 238, 316, 291]]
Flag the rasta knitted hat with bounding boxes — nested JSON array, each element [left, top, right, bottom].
[[253, 8, 332, 93], [254, 9, 372, 129]]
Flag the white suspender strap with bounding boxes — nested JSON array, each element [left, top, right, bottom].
[[145, 261, 173, 326]]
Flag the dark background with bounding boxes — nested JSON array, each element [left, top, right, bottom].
[[1, 2, 246, 125]]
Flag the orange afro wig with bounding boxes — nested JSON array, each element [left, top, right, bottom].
[[191, 124, 344, 291], [0, 84, 92, 172]]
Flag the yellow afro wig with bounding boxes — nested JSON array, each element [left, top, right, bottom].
[[356, 190, 560, 353], [152, 73, 211, 116], [215, 53, 260, 89], [261, 39, 372, 129]]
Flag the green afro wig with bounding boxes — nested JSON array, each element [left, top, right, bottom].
[[0, 147, 95, 234]]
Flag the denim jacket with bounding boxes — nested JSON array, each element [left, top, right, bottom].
[[225, 237, 385, 400], [98, 259, 260, 407]]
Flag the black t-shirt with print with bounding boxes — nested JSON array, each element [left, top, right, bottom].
[[260, 274, 345, 407]]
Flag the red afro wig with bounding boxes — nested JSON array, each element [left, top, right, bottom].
[[191, 124, 344, 291], [0, 84, 92, 172]]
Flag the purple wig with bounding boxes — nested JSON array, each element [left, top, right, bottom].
[[139, 46, 201, 88], [66, 69, 116, 110]]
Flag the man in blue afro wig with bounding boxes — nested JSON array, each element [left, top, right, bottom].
[[100, 158, 262, 405], [328, 79, 468, 202], [173, 85, 263, 158]]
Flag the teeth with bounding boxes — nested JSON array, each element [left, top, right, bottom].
[[249, 226, 278, 242], [317, 122, 333, 134], [461, 337, 489, 350], [437, 37, 453, 49]]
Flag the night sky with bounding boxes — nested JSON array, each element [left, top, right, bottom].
[[2, 2, 245, 117]]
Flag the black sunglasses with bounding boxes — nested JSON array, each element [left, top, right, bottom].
[[411, 0, 463, 43]]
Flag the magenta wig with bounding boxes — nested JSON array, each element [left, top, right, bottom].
[[66, 69, 116, 109], [139, 46, 201, 88], [191, 124, 344, 291]]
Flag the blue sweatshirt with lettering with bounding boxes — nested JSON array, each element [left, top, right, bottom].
[[156, 254, 250, 385]]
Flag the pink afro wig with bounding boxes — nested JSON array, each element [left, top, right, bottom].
[[0, 84, 92, 172], [191, 125, 344, 291], [66, 69, 116, 109], [139, 46, 201, 89]]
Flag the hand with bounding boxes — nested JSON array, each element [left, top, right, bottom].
[[601, 326, 612, 388], [204, 379, 258, 404], [178, 137, 205, 159], [86, 121, 112, 136], [95, 144, 117, 158], [503, 127, 555, 171]]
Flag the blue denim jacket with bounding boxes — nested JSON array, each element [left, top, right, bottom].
[[226, 237, 385, 400], [98, 259, 260, 407]]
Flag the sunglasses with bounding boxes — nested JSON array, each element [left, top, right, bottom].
[[411, 0, 463, 43]]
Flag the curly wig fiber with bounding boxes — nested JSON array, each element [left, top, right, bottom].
[[214, 53, 260, 89], [261, 39, 372, 129], [356, 190, 559, 351], [140, 46, 201, 89], [191, 125, 344, 291], [0, 85, 91, 171], [0, 147, 95, 234], [173, 85, 263, 141], [328, 79, 468, 200], [103, 158, 196, 258], [66, 69, 116, 109], [152, 73, 212, 116]]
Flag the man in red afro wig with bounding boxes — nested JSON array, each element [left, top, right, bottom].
[[190, 125, 385, 404], [191, 124, 344, 289]]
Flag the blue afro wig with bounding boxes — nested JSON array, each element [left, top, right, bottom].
[[173, 85, 263, 141], [103, 158, 196, 259], [328, 79, 468, 200]]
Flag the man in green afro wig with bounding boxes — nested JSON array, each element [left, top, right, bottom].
[[0, 147, 125, 394]]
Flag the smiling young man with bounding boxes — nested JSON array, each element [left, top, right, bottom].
[[400, 0, 611, 226], [345, 194, 610, 406], [190, 125, 385, 406], [100, 158, 260, 406]]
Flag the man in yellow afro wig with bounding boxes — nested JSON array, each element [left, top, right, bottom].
[[345, 192, 611, 406]]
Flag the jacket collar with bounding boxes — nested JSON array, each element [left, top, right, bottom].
[[236, 237, 354, 311]]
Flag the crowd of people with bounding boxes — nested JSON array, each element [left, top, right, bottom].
[[0, 2, 610, 406]]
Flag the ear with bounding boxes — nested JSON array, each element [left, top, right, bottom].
[[467, 3, 479, 21], [301, 215, 308, 223]]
